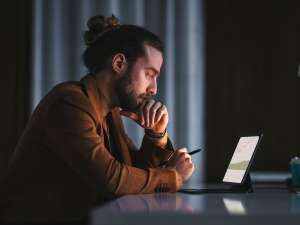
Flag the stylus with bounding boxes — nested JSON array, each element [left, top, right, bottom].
[[158, 148, 202, 167], [188, 149, 202, 155]]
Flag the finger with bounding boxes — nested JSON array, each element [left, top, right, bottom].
[[177, 153, 186, 163], [143, 99, 155, 128], [185, 157, 192, 163], [149, 101, 162, 127], [177, 148, 188, 153], [154, 105, 167, 124], [179, 152, 191, 163], [178, 152, 190, 162], [120, 111, 138, 122], [184, 153, 192, 161], [184, 160, 193, 172], [138, 101, 147, 126]]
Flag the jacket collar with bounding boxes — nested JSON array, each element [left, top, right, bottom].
[[80, 74, 132, 165], [81, 74, 110, 125]]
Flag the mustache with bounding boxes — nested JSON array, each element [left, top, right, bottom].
[[132, 95, 152, 112], [142, 95, 152, 101]]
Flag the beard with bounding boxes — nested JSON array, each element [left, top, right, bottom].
[[115, 70, 149, 112]]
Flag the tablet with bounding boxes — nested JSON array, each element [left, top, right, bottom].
[[223, 135, 261, 184], [179, 134, 263, 194]]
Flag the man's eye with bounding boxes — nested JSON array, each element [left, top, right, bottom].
[[146, 72, 154, 77]]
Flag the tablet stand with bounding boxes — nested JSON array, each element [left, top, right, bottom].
[[178, 174, 253, 194], [230, 174, 253, 193]]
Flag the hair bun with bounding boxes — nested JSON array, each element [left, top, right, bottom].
[[84, 14, 120, 46], [87, 15, 106, 32]]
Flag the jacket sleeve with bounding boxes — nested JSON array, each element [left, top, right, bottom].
[[44, 92, 183, 197], [125, 132, 176, 169], [114, 111, 176, 169]]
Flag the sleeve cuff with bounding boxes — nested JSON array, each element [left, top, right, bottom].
[[167, 168, 183, 192]]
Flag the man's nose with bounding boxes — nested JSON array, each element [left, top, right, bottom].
[[147, 80, 157, 96]]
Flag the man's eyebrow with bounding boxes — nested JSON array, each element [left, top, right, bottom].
[[146, 67, 160, 76]]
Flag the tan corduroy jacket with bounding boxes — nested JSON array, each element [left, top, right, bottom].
[[0, 74, 183, 222]]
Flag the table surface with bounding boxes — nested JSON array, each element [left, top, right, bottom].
[[90, 183, 300, 225]]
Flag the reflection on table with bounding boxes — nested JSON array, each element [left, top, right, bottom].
[[90, 188, 300, 225]]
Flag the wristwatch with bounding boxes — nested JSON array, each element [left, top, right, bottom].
[[145, 129, 167, 139]]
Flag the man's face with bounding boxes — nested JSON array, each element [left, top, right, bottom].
[[116, 45, 163, 112]]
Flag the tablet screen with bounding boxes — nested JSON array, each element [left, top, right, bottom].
[[223, 136, 260, 183]]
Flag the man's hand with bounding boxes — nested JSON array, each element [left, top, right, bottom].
[[166, 148, 195, 182], [120, 99, 168, 134]]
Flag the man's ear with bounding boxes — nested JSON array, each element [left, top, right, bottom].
[[112, 53, 127, 74]]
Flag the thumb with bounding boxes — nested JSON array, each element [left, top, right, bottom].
[[120, 110, 138, 122]]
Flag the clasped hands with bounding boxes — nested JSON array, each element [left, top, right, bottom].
[[120, 99, 168, 134], [120, 99, 195, 182]]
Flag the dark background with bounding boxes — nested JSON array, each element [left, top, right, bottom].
[[205, 0, 300, 181], [0, 1, 31, 179], [1, 0, 300, 182]]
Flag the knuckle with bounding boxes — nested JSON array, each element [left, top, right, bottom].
[[148, 100, 155, 107], [178, 148, 186, 152], [179, 155, 185, 161], [145, 104, 151, 111], [149, 99, 155, 104], [150, 107, 156, 114], [176, 151, 182, 155], [155, 101, 162, 107], [179, 148, 188, 153], [157, 104, 165, 112]]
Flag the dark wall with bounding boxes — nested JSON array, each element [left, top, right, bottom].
[[0, 1, 31, 179], [205, 0, 300, 181]]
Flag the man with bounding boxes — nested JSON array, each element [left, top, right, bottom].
[[1, 15, 194, 222]]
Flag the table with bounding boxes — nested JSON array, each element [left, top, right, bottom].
[[90, 184, 300, 225]]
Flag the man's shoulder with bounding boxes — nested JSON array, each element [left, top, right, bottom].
[[51, 80, 85, 96], [45, 80, 90, 104], [36, 80, 91, 114], [50, 81, 92, 107], [43, 81, 99, 122], [36, 79, 104, 124]]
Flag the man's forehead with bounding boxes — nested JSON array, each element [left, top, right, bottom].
[[141, 45, 163, 71]]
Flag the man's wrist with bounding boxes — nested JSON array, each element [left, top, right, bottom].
[[145, 129, 168, 147], [145, 129, 167, 139]]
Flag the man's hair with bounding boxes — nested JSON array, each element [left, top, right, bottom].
[[82, 15, 164, 73]]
